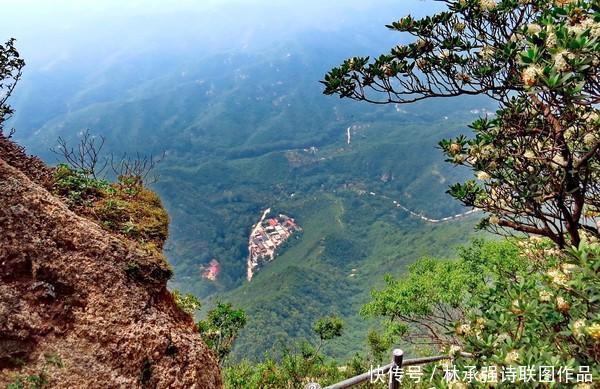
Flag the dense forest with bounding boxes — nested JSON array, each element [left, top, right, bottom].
[[5, 1, 496, 360], [226, 0, 600, 385]]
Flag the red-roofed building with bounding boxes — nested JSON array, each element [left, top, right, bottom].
[[202, 259, 220, 281]]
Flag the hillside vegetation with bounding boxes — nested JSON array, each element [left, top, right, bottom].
[[10, 33, 492, 359]]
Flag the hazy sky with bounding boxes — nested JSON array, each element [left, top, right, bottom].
[[4, 0, 445, 136], [2, 0, 441, 68]]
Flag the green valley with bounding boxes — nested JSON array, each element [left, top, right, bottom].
[[5, 1, 492, 363]]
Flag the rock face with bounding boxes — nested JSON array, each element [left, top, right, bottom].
[[0, 138, 222, 388]]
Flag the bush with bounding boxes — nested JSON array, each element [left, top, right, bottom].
[[447, 240, 600, 384], [365, 239, 600, 385], [52, 164, 112, 204], [223, 316, 362, 388], [52, 164, 169, 249], [198, 302, 247, 363], [172, 290, 202, 316]]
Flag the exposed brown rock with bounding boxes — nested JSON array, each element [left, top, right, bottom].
[[0, 134, 53, 187], [0, 138, 222, 388]]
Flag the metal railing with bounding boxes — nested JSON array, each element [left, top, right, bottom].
[[322, 349, 472, 389]]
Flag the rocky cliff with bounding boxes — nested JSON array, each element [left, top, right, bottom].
[[0, 137, 222, 388]]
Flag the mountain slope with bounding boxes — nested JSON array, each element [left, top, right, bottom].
[[221, 192, 479, 361], [8, 34, 494, 362], [0, 137, 221, 388]]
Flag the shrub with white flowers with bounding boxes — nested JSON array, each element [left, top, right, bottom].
[[446, 240, 600, 385], [364, 239, 600, 384]]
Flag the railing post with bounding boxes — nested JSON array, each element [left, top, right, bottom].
[[388, 348, 404, 389]]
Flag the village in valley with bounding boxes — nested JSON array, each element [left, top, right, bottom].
[[247, 208, 301, 281]]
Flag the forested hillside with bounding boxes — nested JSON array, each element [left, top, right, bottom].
[[5, 0, 491, 360]]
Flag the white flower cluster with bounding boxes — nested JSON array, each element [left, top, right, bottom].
[[580, 16, 600, 39], [477, 171, 491, 180], [527, 23, 542, 35], [479, 0, 497, 11], [522, 65, 542, 86], [539, 290, 553, 302], [478, 46, 495, 60], [572, 319, 586, 337], [568, 16, 600, 38], [504, 350, 519, 364], [556, 296, 570, 313], [546, 267, 569, 286], [552, 50, 570, 72], [546, 25, 558, 47], [554, 0, 576, 6]]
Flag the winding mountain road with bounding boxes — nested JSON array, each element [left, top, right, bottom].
[[371, 191, 480, 223]]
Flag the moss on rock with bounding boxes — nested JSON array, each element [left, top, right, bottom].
[[51, 165, 170, 252]]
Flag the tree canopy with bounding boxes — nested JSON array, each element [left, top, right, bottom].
[[0, 38, 24, 134], [198, 302, 248, 363], [323, 0, 600, 248]]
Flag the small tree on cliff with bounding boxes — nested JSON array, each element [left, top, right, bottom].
[[0, 38, 24, 135], [322, 0, 600, 248], [198, 302, 247, 364]]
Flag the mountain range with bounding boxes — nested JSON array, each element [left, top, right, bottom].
[[4, 0, 493, 361]]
